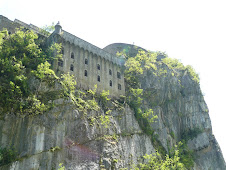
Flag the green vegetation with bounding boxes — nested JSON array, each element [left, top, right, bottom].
[[49, 146, 61, 152], [58, 163, 65, 170], [123, 48, 198, 169], [123, 50, 158, 129], [137, 145, 186, 170], [40, 22, 55, 36], [169, 142, 195, 169], [0, 28, 62, 116], [162, 57, 199, 83], [0, 147, 17, 166], [0, 28, 100, 116], [0, 28, 201, 169], [182, 127, 203, 142]]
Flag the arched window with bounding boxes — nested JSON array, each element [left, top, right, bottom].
[[84, 70, 88, 77], [109, 69, 112, 75], [71, 52, 74, 59], [85, 59, 88, 64], [58, 59, 63, 67], [97, 75, 100, 82], [117, 72, 121, 79], [110, 80, 112, 87], [118, 83, 121, 90], [97, 64, 100, 70], [70, 64, 74, 71]]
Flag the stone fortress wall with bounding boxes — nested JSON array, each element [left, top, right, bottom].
[[0, 15, 125, 97]]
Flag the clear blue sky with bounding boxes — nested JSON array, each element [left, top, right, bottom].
[[1, 0, 226, 160]]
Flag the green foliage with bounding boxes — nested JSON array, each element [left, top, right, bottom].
[[181, 127, 203, 142], [0, 147, 17, 166], [58, 163, 65, 170], [40, 22, 55, 36], [142, 109, 158, 124], [137, 147, 186, 170], [0, 29, 54, 115], [124, 50, 157, 89], [60, 73, 77, 98], [185, 65, 199, 83], [127, 88, 143, 111], [99, 115, 111, 128], [169, 142, 194, 169], [162, 57, 199, 83], [162, 58, 185, 70], [49, 146, 61, 152], [99, 90, 110, 109], [87, 84, 97, 98], [0, 28, 79, 116], [170, 131, 175, 139]]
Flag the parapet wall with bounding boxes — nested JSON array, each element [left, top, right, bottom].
[[50, 30, 126, 97], [0, 15, 47, 37], [62, 30, 122, 66]]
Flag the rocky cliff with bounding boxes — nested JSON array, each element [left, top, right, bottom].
[[0, 44, 225, 170]]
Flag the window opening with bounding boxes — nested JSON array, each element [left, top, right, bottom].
[[71, 52, 74, 59], [85, 59, 88, 64], [118, 83, 121, 90], [110, 80, 112, 87], [97, 75, 100, 82], [84, 70, 88, 77], [117, 72, 121, 79], [109, 69, 112, 75], [97, 64, 100, 70], [70, 64, 74, 71]]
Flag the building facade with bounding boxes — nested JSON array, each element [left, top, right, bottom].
[[0, 15, 125, 97]]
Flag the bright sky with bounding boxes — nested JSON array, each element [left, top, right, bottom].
[[1, 0, 226, 160]]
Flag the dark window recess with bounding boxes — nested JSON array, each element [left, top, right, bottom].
[[97, 75, 100, 82], [109, 69, 112, 75], [58, 60, 63, 67], [85, 59, 88, 64], [117, 72, 121, 79], [97, 64, 100, 70], [84, 70, 88, 77], [118, 83, 121, 90], [70, 64, 74, 71], [110, 80, 112, 87], [71, 52, 74, 59]]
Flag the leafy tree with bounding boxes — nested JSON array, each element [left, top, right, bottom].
[[0, 28, 69, 116], [0, 147, 17, 166], [137, 145, 186, 170], [40, 22, 55, 36]]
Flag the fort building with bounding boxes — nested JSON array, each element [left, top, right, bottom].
[[0, 15, 125, 97]]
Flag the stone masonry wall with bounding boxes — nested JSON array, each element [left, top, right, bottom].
[[49, 29, 125, 97], [0, 15, 125, 98]]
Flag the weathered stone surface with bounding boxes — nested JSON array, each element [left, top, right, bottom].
[[0, 28, 225, 169], [0, 104, 156, 169], [1, 62, 225, 169]]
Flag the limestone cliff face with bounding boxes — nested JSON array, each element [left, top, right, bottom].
[[0, 48, 225, 170], [0, 103, 156, 169], [141, 65, 225, 170]]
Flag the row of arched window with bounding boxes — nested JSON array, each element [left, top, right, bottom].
[[68, 52, 122, 78], [60, 60, 121, 79], [68, 68, 121, 90], [58, 51, 122, 90], [70, 53, 121, 77]]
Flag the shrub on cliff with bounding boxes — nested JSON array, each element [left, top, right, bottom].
[[0, 28, 75, 116]]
